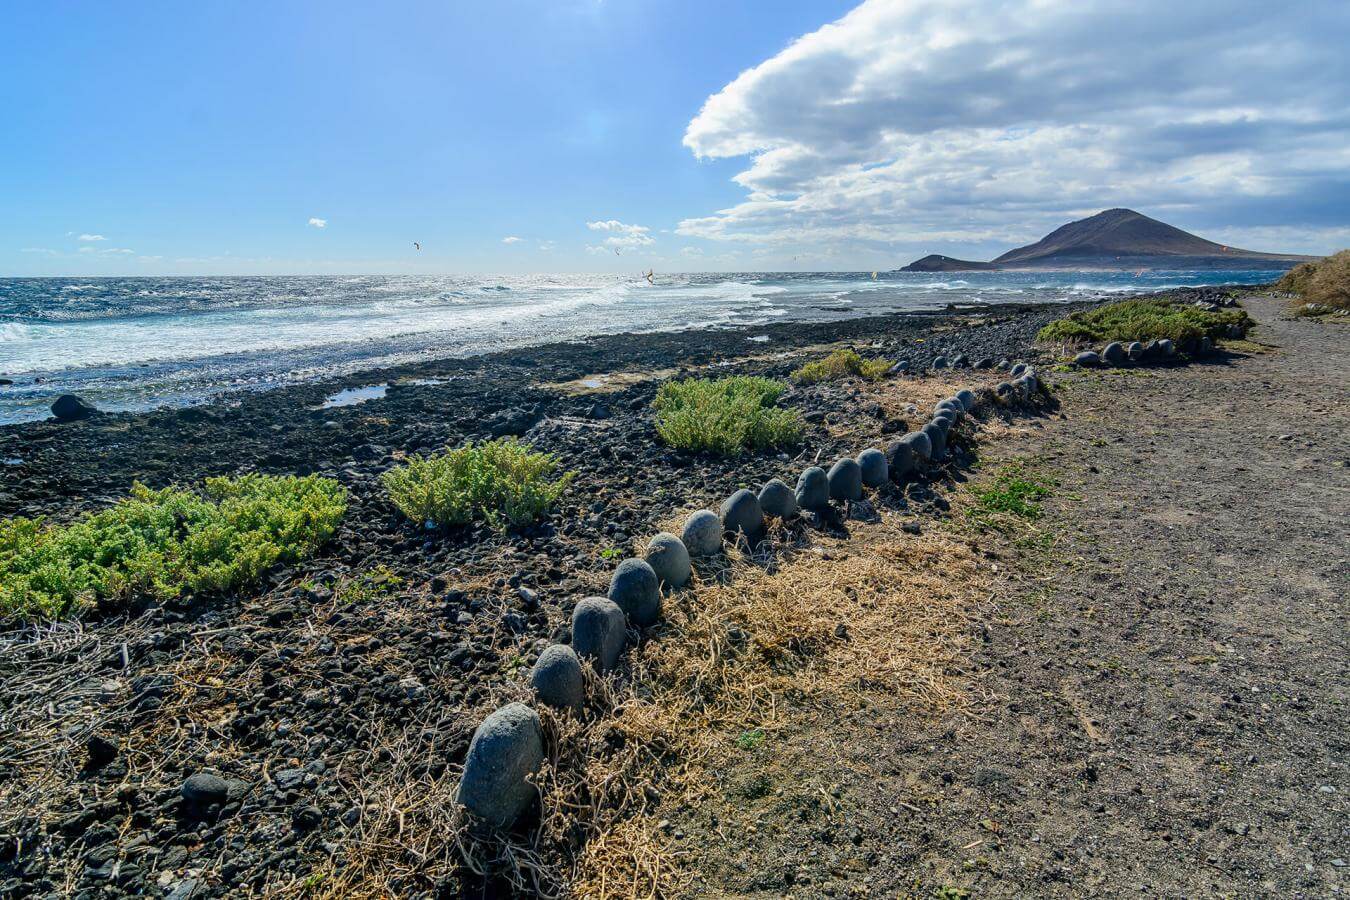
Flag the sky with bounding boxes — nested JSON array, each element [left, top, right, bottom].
[[3, 0, 1348, 276]]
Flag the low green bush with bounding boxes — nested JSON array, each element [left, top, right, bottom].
[[382, 437, 572, 530], [652, 375, 803, 455], [0, 474, 347, 620], [1276, 250, 1350, 311], [791, 348, 892, 384], [1037, 298, 1251, 345]]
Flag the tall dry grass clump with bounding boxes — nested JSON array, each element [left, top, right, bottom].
[[1277, 249, 1350, 312]]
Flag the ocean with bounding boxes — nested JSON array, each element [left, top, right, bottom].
[[0, 270, 1279, 424]]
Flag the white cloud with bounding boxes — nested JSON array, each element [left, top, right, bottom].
[[20, 247, 56, 255], [502, 236, 523, 244], [77, 233, 106, 242], [308, 217, 327, 228], [680, 0, 1350, 256], [537, 240, 556, 251], [585, 219, 655, 251]]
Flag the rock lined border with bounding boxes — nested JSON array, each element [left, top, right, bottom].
[[452, 358, 1051, 832]]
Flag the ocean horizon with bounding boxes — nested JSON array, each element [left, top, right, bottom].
[[0, 269, 1282, 424]]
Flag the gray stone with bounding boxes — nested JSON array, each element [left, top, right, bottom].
[[608, 558, 661, 626], [885, 440, 914, 480], [995, 381, 1015, 398], [51, 394, 97, 422], [795, 467, 830, 511], [935, 399, 963, 421], [181, 772, 229, 805], [1015, 374, 1039, 398], [681, 510, 722, 556], [1010, 363, 1028, 378], [1073, 351, 1101, 367], [900, 429, 932, 463], [955, 389, 977, 411], [720, 488, 765, 544], [857, 448, 888, 488], [1127, 341, 1144, 361], [921, 421, 947, 461], [932, 355, 949, 369], [758, 478, 797, 519], [951, 353, 969, 368], [571, 597, 626, 672], [887, 360, 909, 375], [456, 703, 545, 829], [1199, 336, 1214, 354], [827, 458, 862, 501], [932, 408, 956, 430], [644, 533, 691, 589], [1157, 338, 1175, 357], [1101, 342, 1127, 366], [974, 357, 994, 369], [530, 645, 585, 711]]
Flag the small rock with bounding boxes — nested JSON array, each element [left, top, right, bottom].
[[50, 394, 97, 422], [899, 429, 932, 463], [608, 559, 661, 626], [1074, 351, 1101, 367], [1127, 341, 1144, 361], [1101, 342, 1127, 366], [932, 355, 949, 369], [921, 421, 947, 461], [720, 489, 765, 545], [1010, 363, 1028, 378], [827, 458, 862, 501], [795, 467, 830, 511], [680, 510, 722, 556], [181, 772, 229, 806], [758, 478, 798, 519], [571, 597, 626, 672], [885, 439, 914, 480], [530, 645, 585, 711], [887, 360, 909, 376], [645, 532, 691, 589], [955, 389, 977, 411], [456, 703, 545, 829]]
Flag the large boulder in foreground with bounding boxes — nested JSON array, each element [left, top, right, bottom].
[[571, 597, 626, 672], [456, 703, 545, 829], [608, 559, 661, 626], [51, 394, 97, 422]]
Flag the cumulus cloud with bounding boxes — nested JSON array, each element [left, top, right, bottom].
[[680, 0, 1350, 256], [502, 236, 523, 244], [586, 219, 655, 252], [77, 233, 106, 242], [308, 217, 327, 228]]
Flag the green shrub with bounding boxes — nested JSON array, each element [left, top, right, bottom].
[[1276, 250, 1350, 310], [382, 438, 572, 530], [1037, 298, 1251, 345], [791, 348, 892, 384], [0, 474, 347, 620], [652, 376, 803, 455]]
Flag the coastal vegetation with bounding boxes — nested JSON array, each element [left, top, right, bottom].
[[382, 437, 573, 530], [790, 348, 892, 384], [0, 474, 347, 620], [1277, 249, 1350, 313], [651, 375, 803, 454], [1036, 297, 1250, 345]]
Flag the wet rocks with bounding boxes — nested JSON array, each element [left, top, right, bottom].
[[456, 702, 545, 829], [1102, 342, 1127, 366], [795, 466, 830, 511], [1074, 351, 1101, 367], [644, 532, 691, 589], [827, 458, 862, 501], [530, 645, 585, 711], [680, 510, 722, 556], [720, 489, 765, 545], [571, 597, 626, 671], [51, 394, 97, 422], [608, 558, 661, 626], [758, 478, 797, 519], [857, 448, 888, 488]]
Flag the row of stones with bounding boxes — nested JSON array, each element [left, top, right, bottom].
[[1072, 323, 1247, 368], [452, 366, 1041, 829]]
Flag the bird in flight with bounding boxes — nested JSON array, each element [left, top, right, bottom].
[[413, 242, 421, 251]]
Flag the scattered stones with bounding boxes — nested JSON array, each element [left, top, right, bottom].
[[921, 421, 947, 461], [608, 558, 661, 626], [50, 394, 97, 422], [720, 488, 765, 545], [795, 466, 830, 511], [827, 458, 863, 501], [456, 703, 545, 829], [758, 478, 798, 519], [644, 532, 691, 589], [530, 645, 585, 711], [680, 510, 722, 556], [181, 772, 229, 806], [1074, 351, 1102, 367], [1101, 342, 1127, 366], [857, 448, 888, 487], [571, 597, 626, 672]]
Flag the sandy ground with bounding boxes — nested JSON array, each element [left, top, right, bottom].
[[675, 295, 1348, 898]]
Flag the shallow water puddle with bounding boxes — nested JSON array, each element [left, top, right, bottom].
[[320, 383, 388, 409], [748, 334, 771, 343], [2, 457, 22, 466]]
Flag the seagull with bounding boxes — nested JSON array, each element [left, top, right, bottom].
[[413, 242, 421, 251]]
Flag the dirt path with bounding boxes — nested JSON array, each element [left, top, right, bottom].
[[677, 296, 1348, 898]]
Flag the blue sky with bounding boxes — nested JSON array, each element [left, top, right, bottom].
[[3, 0, 1347, 275]]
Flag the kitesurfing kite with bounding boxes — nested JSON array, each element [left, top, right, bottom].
[[413, 242, 421, 251]]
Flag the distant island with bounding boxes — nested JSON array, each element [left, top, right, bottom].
[[900, 208, 1316, 271]]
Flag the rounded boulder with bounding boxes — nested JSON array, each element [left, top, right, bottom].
[[827, 458, 862, 501], [857, 448, 888, 488], [1073, 351, 1101, 367], [921, 421, 947, 462], [456, 703, 545, 829], [644, 532, 691, 589], [885, 439, 915, 480], [720, 489, 765, 544], [955, 389, 977, 411], [571, 597, 626, 672], [932, 355, 949, 369], [1127, 341, 1144, 361], [51, 394, 97, 422], [1101, 342, 1127, 367], [900, 429, 931, 463], [795, 466, 830, 511], [530, 645, 585, 712], [758, 478, 797, 519], [680, 510, 722, 557], [1157, 338, 1175, 357], [608, 558, 661, 626]]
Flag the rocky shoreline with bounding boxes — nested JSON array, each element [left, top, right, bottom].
[[0, 285, 1257, 898]]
